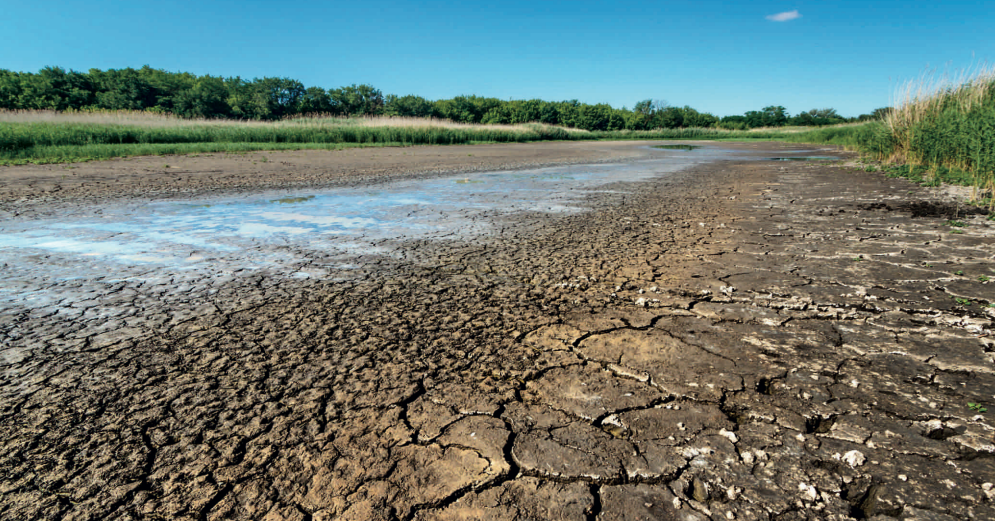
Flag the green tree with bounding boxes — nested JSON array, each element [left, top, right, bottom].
[[762, 105, 789, 126], [538, 102, 560, 125], [481, 105, 511, 124], [744, 106, 789, 127], [677, 106, 718, 128], [91, 67, 159, 110], [329, 84, 385, 116], [252, 77, 305, 119], [172, 76, 230, 118], [554, 100, 583, 128], [299, 87, 333, 114], [508, 99, 542, 124], [657, 107, 684, 128], [384, 94, 432, 117], [0, 69, 23, 109], [38, 66, 96, 110], [224, 77, 270, 119], [432, 96, 482, 123]]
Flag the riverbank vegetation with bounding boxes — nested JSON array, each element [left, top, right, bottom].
[[0, 110, 802, 164], [2, 65, 992, 207], [807, 66, 995, 207], [883, 66, 995, 204], [0, 66, 877, 131]]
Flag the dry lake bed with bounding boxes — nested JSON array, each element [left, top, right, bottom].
[[1, 141, 993, 520]]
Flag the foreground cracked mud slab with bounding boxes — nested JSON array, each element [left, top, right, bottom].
[[2, 145, 994, 520]]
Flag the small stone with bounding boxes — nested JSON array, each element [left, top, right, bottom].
[[719, 428, 738, 443], [692, 478, 709, 502], [982, 483, 995, 500], [842, 450, 865, 467]]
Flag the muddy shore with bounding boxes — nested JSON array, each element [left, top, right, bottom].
[[1, 142, 994, 520], [0, 141, 654, 219]]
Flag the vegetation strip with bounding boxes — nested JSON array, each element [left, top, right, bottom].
[[2, 65, 994, 207]]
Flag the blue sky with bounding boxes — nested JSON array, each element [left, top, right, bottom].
[[2, 0, 992, 117]]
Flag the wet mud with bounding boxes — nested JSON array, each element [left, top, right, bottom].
[[1, 142, 994, 520]]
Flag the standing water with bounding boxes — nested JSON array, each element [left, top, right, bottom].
[[0, 147, 828, 306]]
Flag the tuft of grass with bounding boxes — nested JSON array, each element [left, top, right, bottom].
[[883, 65, 995, 207]]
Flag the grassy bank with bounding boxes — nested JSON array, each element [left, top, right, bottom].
[[0, 110, 808, 165], [883, 67, 995, 204], [0, 113, 568, 164], [751, 67, 995, 208], [4, 86, 992, 209]]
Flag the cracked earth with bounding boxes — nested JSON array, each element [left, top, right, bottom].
[[1, 143, 994, 520]]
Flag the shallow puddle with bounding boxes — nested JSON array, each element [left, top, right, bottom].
[[0, 145, 814, 303], [653, 144, 701, 151]]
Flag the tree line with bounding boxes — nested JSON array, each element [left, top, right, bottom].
[[0, 66, 887, 130]]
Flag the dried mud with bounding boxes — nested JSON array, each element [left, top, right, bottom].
[[0, 141, 656, 220], [2, 142, 994, 520]]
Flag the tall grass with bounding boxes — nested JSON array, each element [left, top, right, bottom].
[[779, 122, 894, 154], [0, 109, 800, 165], [0, 113, 582, 164], [881, 65, 995, 203]]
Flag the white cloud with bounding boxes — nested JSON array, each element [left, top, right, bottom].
[[766, 10, 801, 22]]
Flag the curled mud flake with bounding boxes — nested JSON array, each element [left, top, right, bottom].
[[834, 450, 866, 468], [798, 482, 818, 501], [600, 415, 630, 439]]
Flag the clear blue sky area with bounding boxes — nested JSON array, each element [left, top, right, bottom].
[[2, 0, 992, 117]]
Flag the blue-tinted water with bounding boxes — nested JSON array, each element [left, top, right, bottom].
[[0, 146, 787, 301]]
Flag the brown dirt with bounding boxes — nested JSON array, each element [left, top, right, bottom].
[[1, 142, 993, 520], [0, 141, 651, 212]]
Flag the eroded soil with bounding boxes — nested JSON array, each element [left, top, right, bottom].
[[1, 143, 994, 520]]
